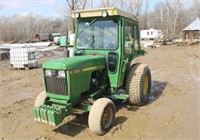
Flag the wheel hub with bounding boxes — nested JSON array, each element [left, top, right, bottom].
[[102, 107, 113, 128], [143, 74, 148, 95]]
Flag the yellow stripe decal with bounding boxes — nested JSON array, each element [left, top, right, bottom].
[[69, 65, 105, 74]]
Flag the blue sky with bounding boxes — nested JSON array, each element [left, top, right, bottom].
[[0, 0, 193, 17], [0, 0, 67, 17]]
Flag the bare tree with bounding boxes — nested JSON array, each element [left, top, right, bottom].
[[165, 0, 182, 37], [0, 14, 65, 42], [100, 0, 118, 7], [144, 0, 149, 29], [100, 0, 142, 16], [1, 0, 200, 42], [149, 0, 182, 37], [192, 0, 200, 18], [65, 0, 88, 33]]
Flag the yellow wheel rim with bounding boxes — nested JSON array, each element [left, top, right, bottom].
[[143, 75, 148, 95]]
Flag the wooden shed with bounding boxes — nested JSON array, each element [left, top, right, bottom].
[[183, 18, 200, 41]]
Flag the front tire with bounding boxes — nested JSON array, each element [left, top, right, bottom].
[[88, 98, 116, 135], [126, 63, 151, 106], [34, 91, 47, 107]]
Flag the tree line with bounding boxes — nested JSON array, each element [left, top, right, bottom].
[[0, 14, 65, 42], [0, 0, 199, 42]]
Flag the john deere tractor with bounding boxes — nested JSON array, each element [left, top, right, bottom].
[[33, 7, 151, 135]]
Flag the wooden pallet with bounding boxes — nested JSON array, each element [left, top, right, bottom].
[[10, 63, 41, 70], [10, 67, 30, 70]]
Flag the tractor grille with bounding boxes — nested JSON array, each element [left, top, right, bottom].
[[45, 76, 68, 96]]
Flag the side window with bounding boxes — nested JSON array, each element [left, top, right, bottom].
[[134, 25, 139, 50], [124, 22, 134, 54]]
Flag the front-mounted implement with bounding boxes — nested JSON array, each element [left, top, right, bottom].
[[33, 102, 72, 126], [33, 7, 151, 135]]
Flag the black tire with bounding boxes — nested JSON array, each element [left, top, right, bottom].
[[34, 91, 46, 107], [126, 63, 151, 106], [88, 98, 116, 135]]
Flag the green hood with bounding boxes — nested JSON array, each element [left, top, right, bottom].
[[42, 54, 106, 70]]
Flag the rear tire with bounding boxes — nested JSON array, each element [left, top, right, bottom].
[[34, 91, 47, 107], [88, 98, 116, 135], [126, 63, 151, 106]]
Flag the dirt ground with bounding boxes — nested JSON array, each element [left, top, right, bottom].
[[0, 45, 200, 140]]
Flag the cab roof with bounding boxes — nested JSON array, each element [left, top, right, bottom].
[[71, 7, 137, 21]]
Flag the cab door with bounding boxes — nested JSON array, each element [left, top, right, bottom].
[[118, 19, 139, 87]]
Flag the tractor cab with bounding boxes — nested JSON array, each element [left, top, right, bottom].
[[72, 7, 145, 88]]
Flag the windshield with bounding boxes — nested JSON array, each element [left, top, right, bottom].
[[76, 19, 118, 50]]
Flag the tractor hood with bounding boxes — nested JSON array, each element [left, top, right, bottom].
[[42, 54, 106, 70]]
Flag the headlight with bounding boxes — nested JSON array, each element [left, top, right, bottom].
[[75, 12, 80, 18], [102, 10, 108, 17], [45, 70, 51, 76], [58, 71, 65, 78]]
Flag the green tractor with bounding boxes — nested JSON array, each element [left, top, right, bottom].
[[33, 7, 151, 135]]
